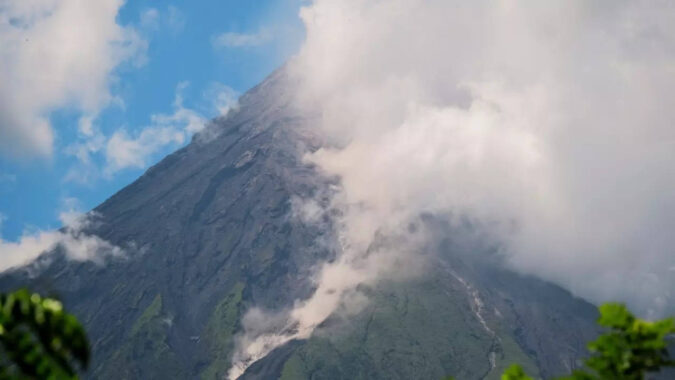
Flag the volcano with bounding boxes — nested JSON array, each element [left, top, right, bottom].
[[0, 67, 602, 380]]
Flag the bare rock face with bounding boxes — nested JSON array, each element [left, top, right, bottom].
[[0, 67, 601, 380]]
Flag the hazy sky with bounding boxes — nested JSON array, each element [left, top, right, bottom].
[[0, 0, 304, 241]]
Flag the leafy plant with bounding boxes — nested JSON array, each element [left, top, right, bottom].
[[498, 303, 674, 380], [501, 363, 534, 380], [0, 289, 89, 379]]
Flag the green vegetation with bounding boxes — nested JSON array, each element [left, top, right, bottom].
[[500, 303, 674, 380], [201, 282, 245, 380], [96, 293, 186, 379], [130, 294, 163, 336], [500, 364, 534, 380], [279, 351, 307, 380], [0, 289, 89, 379], [280, 279, 539, 380], [1, 285, 669, 380]]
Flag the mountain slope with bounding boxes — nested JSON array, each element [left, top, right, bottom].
[[240, 235, 600, 380], [0, 68, 600, 379]]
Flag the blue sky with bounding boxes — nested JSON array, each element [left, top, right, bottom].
[[0, 0, 304, 241]]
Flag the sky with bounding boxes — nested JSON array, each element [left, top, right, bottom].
[[0, 0, 304, 242]]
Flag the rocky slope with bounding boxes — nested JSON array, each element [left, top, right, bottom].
[[0, 68, 601, 379]]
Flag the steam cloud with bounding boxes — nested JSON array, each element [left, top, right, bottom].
[[230, 0, 675, 376]]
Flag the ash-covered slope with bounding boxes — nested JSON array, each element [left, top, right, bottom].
[[1, 68, 600, 379]]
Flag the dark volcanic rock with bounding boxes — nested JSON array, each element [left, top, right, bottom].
[[0, 67, 603, 380]]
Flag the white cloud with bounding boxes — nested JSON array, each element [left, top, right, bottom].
[[105, 126, 186, 173], [231, 0, 675, 373], [64, 117, 106, 169], [0, 208, 125, 273], [207, 82, 240, 116], [293, 0, 675, 314], [63, 81, 238, 178], [212, 29, 272, 48], [104, 82, 205, 174], [0, 0, 147, 159], [0, 230, 62, 272]]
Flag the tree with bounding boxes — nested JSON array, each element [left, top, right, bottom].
[[0, 289, 89, 379], [500, 303, 675, 380]]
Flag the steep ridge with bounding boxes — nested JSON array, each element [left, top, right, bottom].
[[239, 224, 600, 380], [0, 68, 600, 379]]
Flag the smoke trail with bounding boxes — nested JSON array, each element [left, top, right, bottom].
[[229, 0, 675, 376]]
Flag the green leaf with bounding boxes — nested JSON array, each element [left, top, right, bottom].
[[497, 303, 674, 380], [501, 364, 533, 380], [0, 289, 90, 378]]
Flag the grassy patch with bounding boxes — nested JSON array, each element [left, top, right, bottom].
[[200, 282, 245, 380], [95, 293, 186, 379], [131, 294, 162, 336]]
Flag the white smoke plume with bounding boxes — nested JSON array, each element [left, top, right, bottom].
[[228, 196, 431, 379], [230, 0, 675, 376]]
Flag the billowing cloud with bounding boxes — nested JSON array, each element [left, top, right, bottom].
[[230, 0, 675, 375], [0, 0, 146, 159], [0, 209, 125, 273], [295, 0, 675, 315]]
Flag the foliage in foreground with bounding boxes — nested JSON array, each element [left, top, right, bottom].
[[0, 290, 671, 380], [0, 289, 89, 379], [502, 303, 675, 380]]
